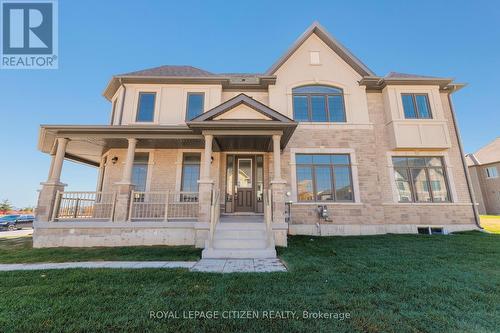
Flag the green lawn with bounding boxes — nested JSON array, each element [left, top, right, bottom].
[[0, 237, 201, 263], [0, 232, 499, 332]]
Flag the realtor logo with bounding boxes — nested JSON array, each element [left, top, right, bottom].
[[1, 0, 58, 69]]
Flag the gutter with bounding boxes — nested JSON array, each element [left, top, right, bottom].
[[447, 93, 482, 229], [118, 78, 126, 125]]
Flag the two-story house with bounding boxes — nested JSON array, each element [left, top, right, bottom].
[[467, 138, 500, 215], [34, 22, 480, 258]]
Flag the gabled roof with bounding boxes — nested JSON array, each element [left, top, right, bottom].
[[188, 93, 295, 123], [265, 21, 375, 77], [466, 137, 500, 166]]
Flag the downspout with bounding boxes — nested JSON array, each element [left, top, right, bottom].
[[117, 78, 127, 125], [447, 92, 482, 229]]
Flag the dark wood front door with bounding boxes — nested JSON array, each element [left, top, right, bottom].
[[234, 156, 255, 212]]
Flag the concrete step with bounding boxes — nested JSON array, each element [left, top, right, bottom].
[[215, 229, 266, 239], [201, 247, 277, 259], [213, 238, 268, 249], [216, 223, 266, 230]]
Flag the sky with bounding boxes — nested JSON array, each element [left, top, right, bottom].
[[0, 0, 499, 208]]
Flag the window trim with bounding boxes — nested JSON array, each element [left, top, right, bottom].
[[134, 91, 157, 123], [185, 92, 205, 121], [485, 166, 498, 179], [131, 152, 151, 192], [401, 93, 433, 119], [292, 85, 346, 123], [295, 154, 354, 203], [180, 152, 201, 192], [393, 156, 451, 203]]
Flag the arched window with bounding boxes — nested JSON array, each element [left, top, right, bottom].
[[292, 85, 346, 122]]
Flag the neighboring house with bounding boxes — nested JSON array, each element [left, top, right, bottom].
[[34, 22, 479, 257], [466, 138, 500, 215]]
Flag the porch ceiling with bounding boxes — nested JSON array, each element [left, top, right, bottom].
[[38, 125, 205, 166], [38, 121, 297, 166]]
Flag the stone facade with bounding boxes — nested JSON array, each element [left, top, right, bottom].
[[469, 162, 500, 215]]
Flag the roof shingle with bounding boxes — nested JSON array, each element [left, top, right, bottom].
[[121, 65, 216, 77]]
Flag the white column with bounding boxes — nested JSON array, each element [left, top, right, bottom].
[[121, 138, 137, 184], [272, 134, 282, 181], [47, 154, 56, 180], [48, 138, 69, 183], [203, 134, 213, 180]]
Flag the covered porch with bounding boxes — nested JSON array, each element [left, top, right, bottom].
[[34, 94, 297, 248]]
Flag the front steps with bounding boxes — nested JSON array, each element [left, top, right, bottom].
[[202, 222, 277, 259]]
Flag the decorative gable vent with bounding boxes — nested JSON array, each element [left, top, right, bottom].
[[309, 51, 320, 65]]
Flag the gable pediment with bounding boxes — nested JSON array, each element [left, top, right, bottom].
[[266, 22, 374, 77], [188, 93, 294, 123], [213, 104, 272, 120]]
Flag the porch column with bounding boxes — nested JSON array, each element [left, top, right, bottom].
[[114, 138, 137, 222], [36, 137, 69, 223], [270, 134, 287, 237], [272, 134, 282, 181], [48, 138, 69, 183], [121, 138, 137, 184], [197, 134, 214, 245], [202, 134, 213, 181]]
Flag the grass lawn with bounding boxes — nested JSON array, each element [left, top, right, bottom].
[[481, 215, 500, 234], [0, 232, 499, 332], [0, 237, 201, 263]]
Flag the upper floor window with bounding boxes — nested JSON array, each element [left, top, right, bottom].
[[292, 85, 346, 122], [136, 92, 156, 122], [392, 157, 450, 203], [186, 93, 204, 120], [296, 154, 353, 202], [401, 93, 432, 119], [486, 166, 498, 179]]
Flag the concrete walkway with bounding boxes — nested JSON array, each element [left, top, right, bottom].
[[0, 259, 287, 273], [190, 259, 287, 273], [0, 261, 196, 271]]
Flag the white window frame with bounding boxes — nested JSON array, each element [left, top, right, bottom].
[[485, 166, 498, 179], [289, 148, 361, 204]]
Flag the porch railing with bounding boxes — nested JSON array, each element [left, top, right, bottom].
[[208, 189, 221, 247], [129, 191, 199, 221], [52, 191, 116, 221]]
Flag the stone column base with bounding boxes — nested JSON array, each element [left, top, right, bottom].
[[113, 183, 135, 222], [198, 180, 214, 223], [35, 182, 67, 222], [271, 180, 287, 225]]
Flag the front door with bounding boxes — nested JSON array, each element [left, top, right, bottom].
[[234, 156, 255, 212]]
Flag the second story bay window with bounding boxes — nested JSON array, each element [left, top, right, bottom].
[[292, 85, 346, 122], [186, 93, 205, 120], [136, 92, 156, 122], [401, 93, 432, 119]]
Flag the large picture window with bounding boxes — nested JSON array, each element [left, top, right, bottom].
[[181, 153, 201, 192], [392, 156, 450, 202], [292, 85, 346, 122], [296, 154, 353, 202]]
